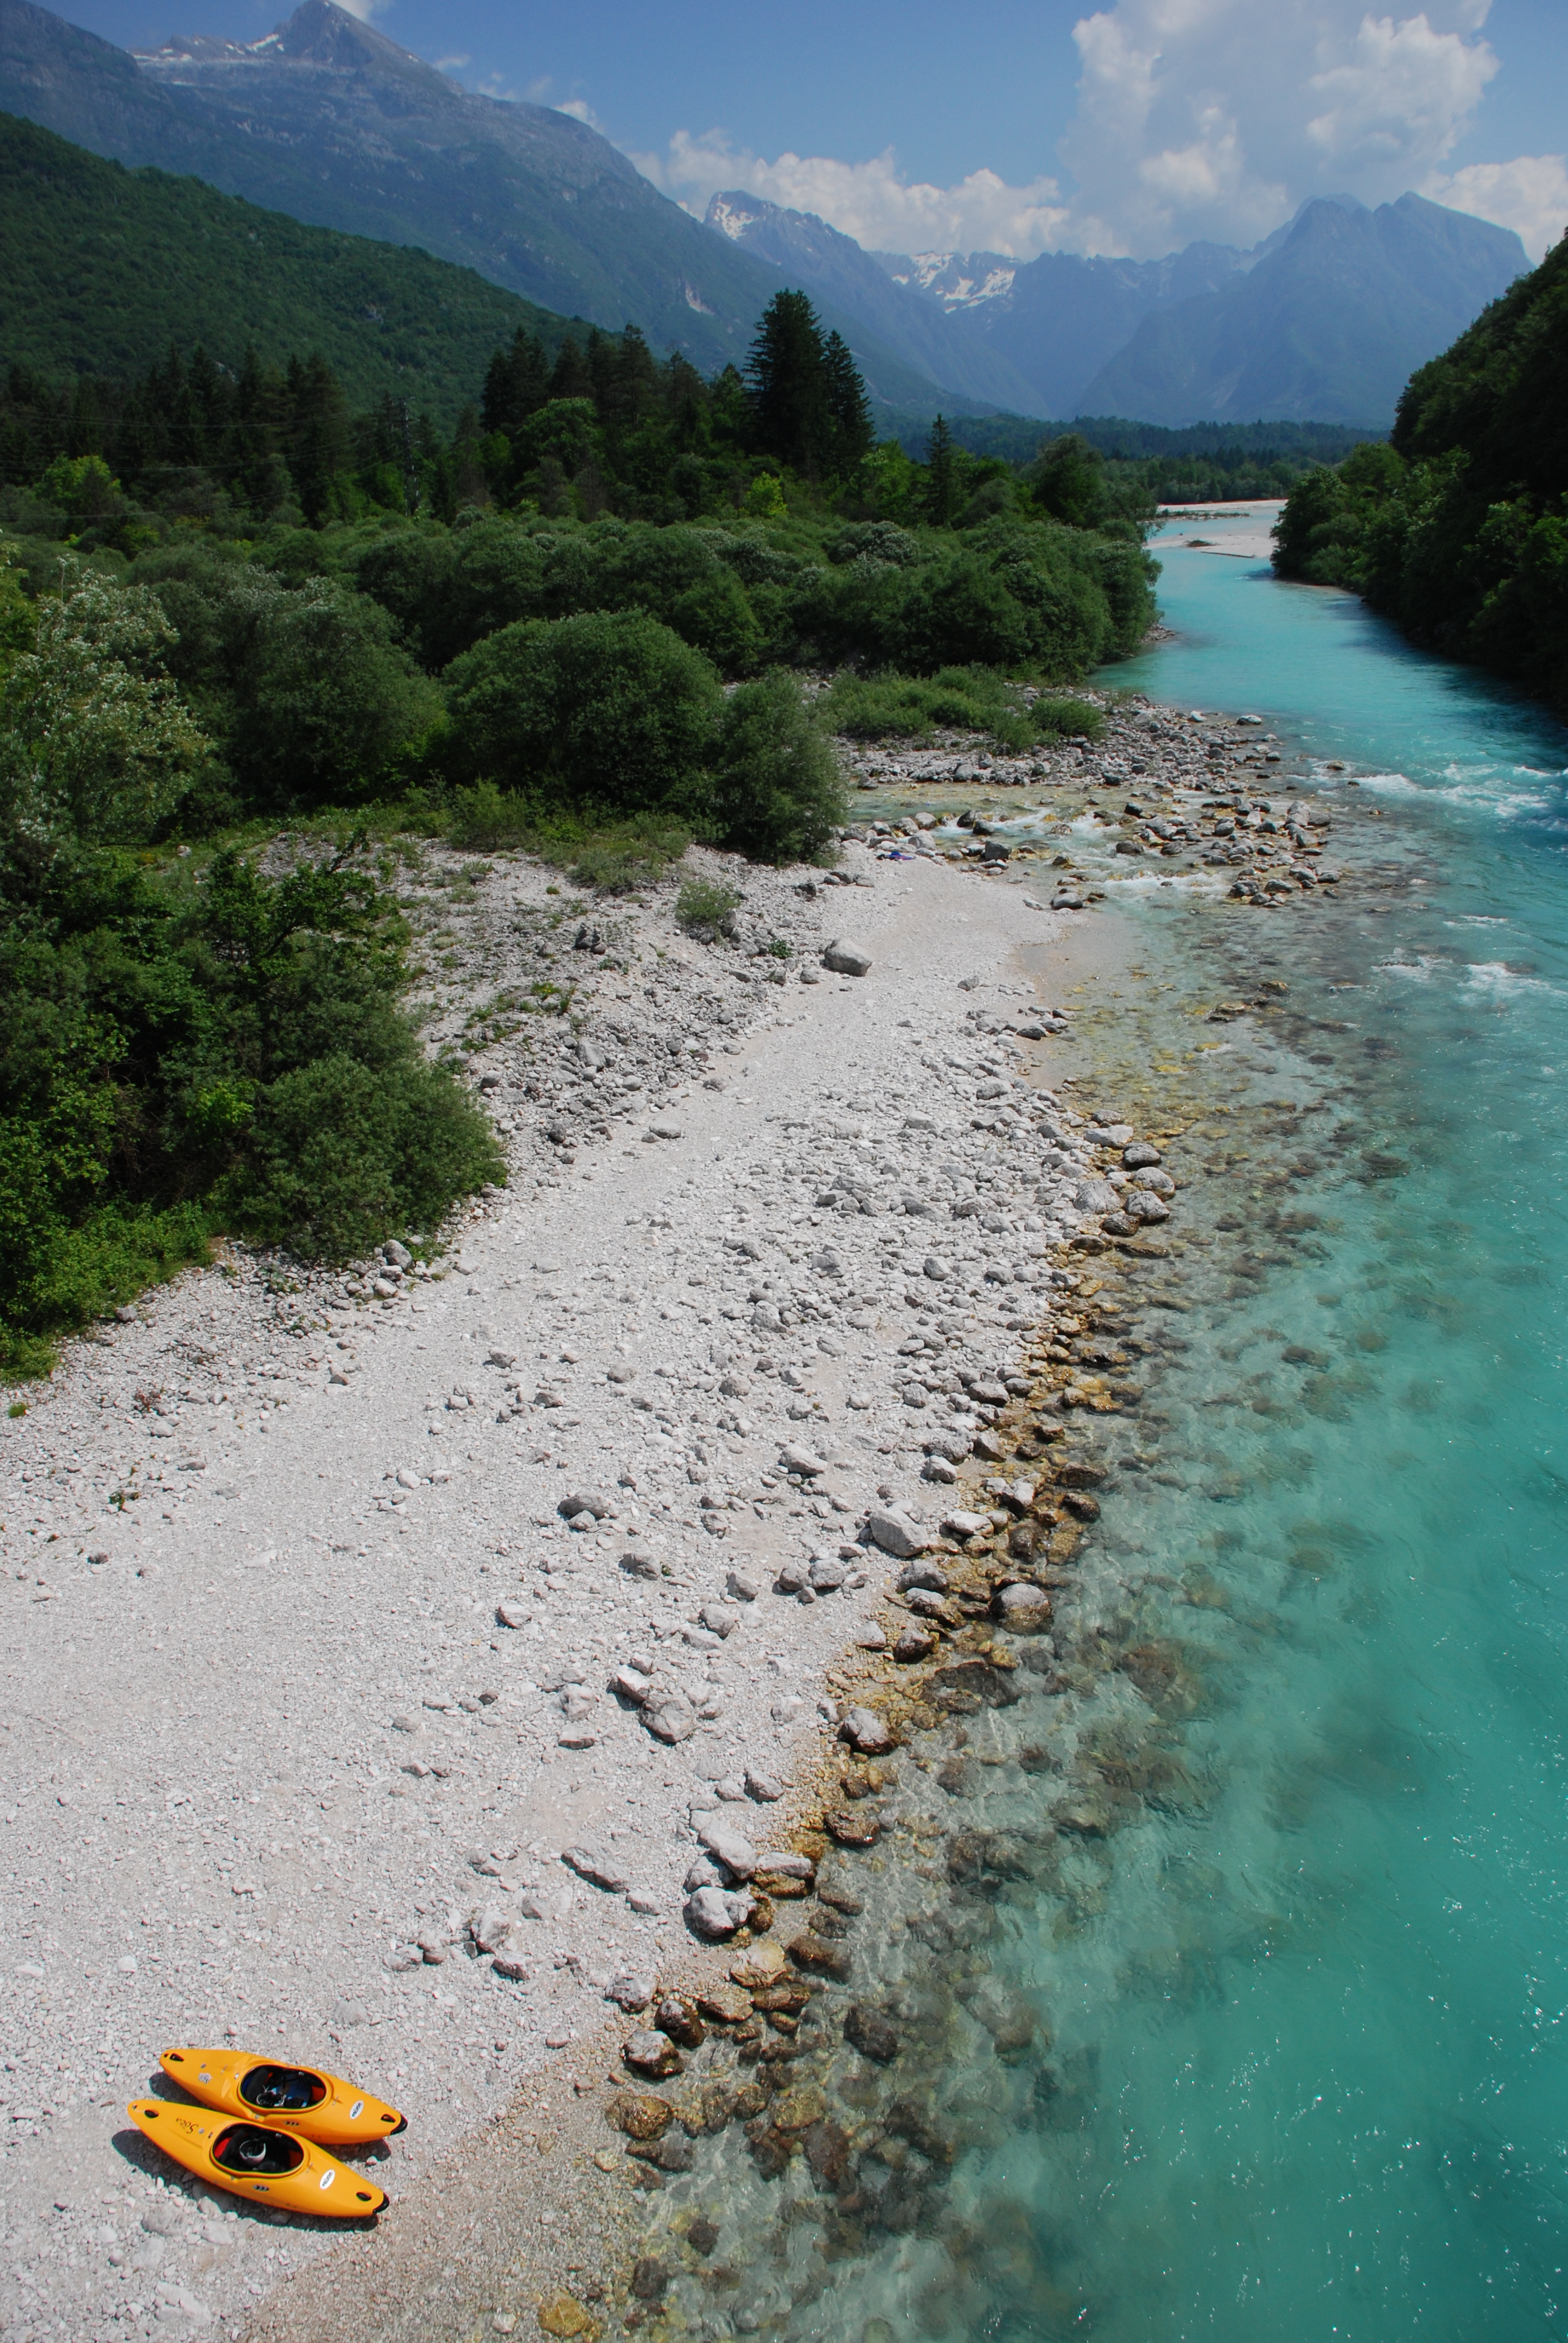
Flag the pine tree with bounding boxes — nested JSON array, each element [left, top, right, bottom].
[[480, 327, 550, 439], [822, 330, 873, 474], [547, 337, 594, 406], [925, 414, 958, 525], [745, 290, 831, 476]]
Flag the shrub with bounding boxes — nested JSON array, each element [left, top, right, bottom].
[[707, 670, 846, 865], [221, 1047, 498, 1260], [820, 666, 1103, 751], [565, 815, 691, 894], [443, 608, 723, 813], [449, 779, 534, 850], [676, 877, 742, 936], [0, 841, 501, 1374], [134, 545, 443, 813]]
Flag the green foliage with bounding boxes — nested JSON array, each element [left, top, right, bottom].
[[924, 416, 959, 528], [0, 565, 207, 845], [128, 540, 443, 816], [821, 666, 1101, 751], [448, 779, 534, 851], [676, 877, 742, 936], [1272, 234, 1568, 710], [0, 111, 580, 428], [745, 293, 875, 480], [1023, 433, 1154, 538], [708, 670, 846, 865], [0, 585, 501, 1370], [443, 608, 723, 813], [564, 814, 691, 894]]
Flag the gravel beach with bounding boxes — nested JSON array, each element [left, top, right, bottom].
[[0, 688, 1354, 2339], [0, 798, 1109, 2336]]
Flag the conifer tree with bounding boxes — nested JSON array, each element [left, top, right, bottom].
[[480, 327, 550, 439], [744, 289, 831, 475], [547, 337, 594, 405], [823, 330, 873, 473], [925, 413, 958, 525]]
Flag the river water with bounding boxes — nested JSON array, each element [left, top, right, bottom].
[[621, 514, 1568, 2343]]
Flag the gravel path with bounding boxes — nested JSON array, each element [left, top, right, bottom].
[[0, 826, 1115, 2342]]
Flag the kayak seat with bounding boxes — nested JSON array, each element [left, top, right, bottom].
[[240, 2064, 328, 2112], [213, 2123, 306, 2177]]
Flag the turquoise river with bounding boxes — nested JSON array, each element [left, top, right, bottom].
[[622, 510, 1568, 2343]]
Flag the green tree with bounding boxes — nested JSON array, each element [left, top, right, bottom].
[[443, 608, 722, 812], [823, 330, 874, 474], [924, 415, 958, 526], [0, 568, 207, 848], [745, 290, 832, 476], [708, 669, 845, 864]]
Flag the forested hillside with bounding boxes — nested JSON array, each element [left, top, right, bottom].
[[1272, 235, 1568, 711], [0, 291, 1154, 1372], [0, 110, 584, 425]]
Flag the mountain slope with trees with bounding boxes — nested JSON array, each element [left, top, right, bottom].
[[0, 0, 991, 419], [1272, 234, 1568, 710], [0, 110, 587, 426]]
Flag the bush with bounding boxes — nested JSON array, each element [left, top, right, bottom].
[[221, 1047, 498, 1260], [676, 877, 741, 936], [0, 839, 502, 1374], [443, 608, 723, 813], [708, 670, 846, 865], [134, 543, 443, 813], [449, 779, 534, 850], [820, 666, 1102, 750], [564, 815, 691, 894]]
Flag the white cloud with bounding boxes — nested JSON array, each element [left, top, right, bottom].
[[629, 0, 1549, 266], [1061, 1, 1501, 255], [1423, 154, 1568, 259], [557, 97, 603, 128], [335, 0, 390, 19], [633, 130, 1088, 260]]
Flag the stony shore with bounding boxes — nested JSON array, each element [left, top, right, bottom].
[[0, 687, 1351, 2342]]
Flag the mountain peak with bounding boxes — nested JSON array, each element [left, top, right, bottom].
[[271, 0, 416, 72], [139, 1, 442, 85]]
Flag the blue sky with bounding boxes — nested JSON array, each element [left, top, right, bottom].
[[53, 0, 1568, 259]]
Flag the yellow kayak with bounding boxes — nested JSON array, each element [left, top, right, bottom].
[[128, 2099, 386, 2217], [159, 2048, 405, 2147]]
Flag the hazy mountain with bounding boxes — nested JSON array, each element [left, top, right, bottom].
[[875, 240, 1255, 415], [750, 189, 1523, 427], [1080, 195, 1527, 425], [0, 110, 582, 420], [704, 190, 1050, 416], [0, 0, 986, 417]]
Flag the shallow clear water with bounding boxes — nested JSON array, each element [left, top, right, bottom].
[[624, 519, 1568, 2343]]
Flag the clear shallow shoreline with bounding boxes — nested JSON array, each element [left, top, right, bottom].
[[584, 532, 1568, 2342]]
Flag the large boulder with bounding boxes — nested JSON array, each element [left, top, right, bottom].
[[864, 1509, 931, 1560], [822, 939, 872, 977]]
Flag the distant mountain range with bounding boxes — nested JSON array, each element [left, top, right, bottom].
[[0, 0, 1530, 431], [727, 192, 1528, 429]]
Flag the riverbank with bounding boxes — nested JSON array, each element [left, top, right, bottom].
[[1157, 499, 1284, 561], [0, 787, 1114, 2339]]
